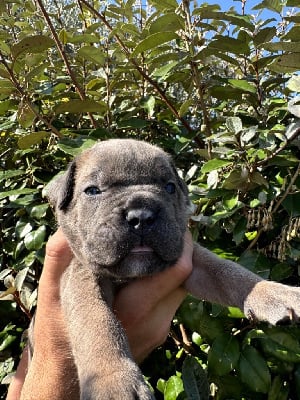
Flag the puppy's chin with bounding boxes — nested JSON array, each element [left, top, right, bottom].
[[98, 249, 175, 279]]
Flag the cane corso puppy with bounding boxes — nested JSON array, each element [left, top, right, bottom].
[[46, 139, 300, 399]]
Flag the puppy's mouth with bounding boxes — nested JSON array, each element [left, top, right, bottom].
[[130, 245, 154, 254]]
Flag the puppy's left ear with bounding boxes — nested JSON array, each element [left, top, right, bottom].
[[170, 162, 190, 205], [44, 160, 77, 212]]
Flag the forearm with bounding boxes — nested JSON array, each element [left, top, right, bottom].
[[20, 287, 79, 400], [20, 353, 78, 400], [184, 242, 263, 310], [7, 308, 79, 400]]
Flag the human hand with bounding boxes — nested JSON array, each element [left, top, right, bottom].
[[7, 229, 78, 400], [114, 231, 193, 363], [8, 229, 193, 399]]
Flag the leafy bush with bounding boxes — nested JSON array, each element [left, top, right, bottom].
[[1, 0, 300, 398]]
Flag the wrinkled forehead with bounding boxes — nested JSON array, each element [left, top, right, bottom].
[[75, 141, 174, 185]]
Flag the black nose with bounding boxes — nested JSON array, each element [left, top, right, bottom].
[[126, 208, 156, 231]]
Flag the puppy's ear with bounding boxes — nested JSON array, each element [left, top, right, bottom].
[[45, 160, 77, 212], [170, 162, 190, 204]]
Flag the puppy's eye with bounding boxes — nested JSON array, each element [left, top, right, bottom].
[[84, 186, 101, 196], [165, 182, 176, 194]]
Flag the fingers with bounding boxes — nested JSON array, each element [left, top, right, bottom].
[[39, 229, 73, 287], [114, 230, 194, 362], [6, 346, 29, 400], [116, 231, 193, 308]]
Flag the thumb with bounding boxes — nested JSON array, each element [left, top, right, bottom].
[[39, 228, 73, 286]]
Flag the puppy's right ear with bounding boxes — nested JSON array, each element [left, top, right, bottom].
[[45, 160, 77, 212]]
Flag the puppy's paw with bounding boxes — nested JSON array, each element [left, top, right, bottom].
[[244, 280, 300, 325], [80, 359, 154, 400]]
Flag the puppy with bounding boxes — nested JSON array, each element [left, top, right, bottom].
[[45, 139, 300, 399]]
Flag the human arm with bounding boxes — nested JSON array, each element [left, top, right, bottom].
[[6, 230, 193, 399]]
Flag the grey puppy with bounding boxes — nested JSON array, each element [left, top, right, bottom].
[[46, 139, 300, 400]]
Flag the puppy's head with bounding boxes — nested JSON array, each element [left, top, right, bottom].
[[47, 139, 190, 278]]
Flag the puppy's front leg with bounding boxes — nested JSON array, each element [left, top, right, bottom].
[[60, 260, 154, 400], [184, 242, 300, 325]]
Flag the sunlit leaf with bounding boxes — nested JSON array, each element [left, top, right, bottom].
[[18, 131, 49, 149], [11, 35, 55, 59], [164, 375, 184, 400], [24, 225, 46, 251], [131, 32, 179, 57], [55, 99, 106, 114], [77, 46, 106, 65], [201, 159, 232, 173]]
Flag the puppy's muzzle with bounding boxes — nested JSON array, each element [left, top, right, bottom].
[[125, 208, 157, 233]]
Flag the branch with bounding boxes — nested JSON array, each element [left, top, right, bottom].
[[256, 127, 300, 167], [35, 0, 98, 129], [78, 0, 204, 145], [247, 160, 300, 250], [0, 52, 62, 138]]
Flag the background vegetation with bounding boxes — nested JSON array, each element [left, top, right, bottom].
[[1, 0, 300, 398]]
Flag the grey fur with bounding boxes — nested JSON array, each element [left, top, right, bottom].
[[45, 139, 300, 399]]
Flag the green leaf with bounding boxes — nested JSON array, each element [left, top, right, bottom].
[[71, 34, 98, 44], [55, 99, 106, 114], [143, 96, 155, 117], [15, 221, 33, 239], [252, 0, 282, 13], [253, 27, 276, 46], [287, 75, 300, 92], [182, 356, 209, 400], [223, 194, 238, 210], [233, 217, 247, 245], [262, 41, 300, 52], [282, 192, 300, 217], [294, 365, 300, 396], [14, 267, 29, 292], [17, 103, 36, 129], [238, 250, 271, 278], [270, 263, 293, 281], [288, 97, 300, 118], [226, 116, 243, 134], [222, 170, 247, 190], [228, 79, 256, 94], [201, 159, 232, 174], [270, 54, 300, 73], [238, 346, 271, 393], [179, 99, 193, 117], [227, 307, 245, 319], [208, 334, 240, 376], [164, 375, 184, 400], [18, 131, 49, 150], [11, 35, 55, 59], [209, 36, 250, 55], [131, 32, 179, 57], [151, 61, 179, 79], [149, 0, 178, 11], [268, 375, 289, 400], [57, 137, 96, 156], [0, 333, 17, 352], [77, 46, 105, 65], [24, 225, 47, 251], [0, 188, 37, 200], [0, 170, 25, 183], [117, 118, 150, 129], [260, 329, 300, 363], [29, 204, 49, 219], [148, 12, 184, 34]]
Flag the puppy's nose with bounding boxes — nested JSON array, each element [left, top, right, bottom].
[[126, 209, 156, 231]]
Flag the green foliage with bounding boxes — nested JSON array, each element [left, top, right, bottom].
[[1, 0, 300, 398]]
